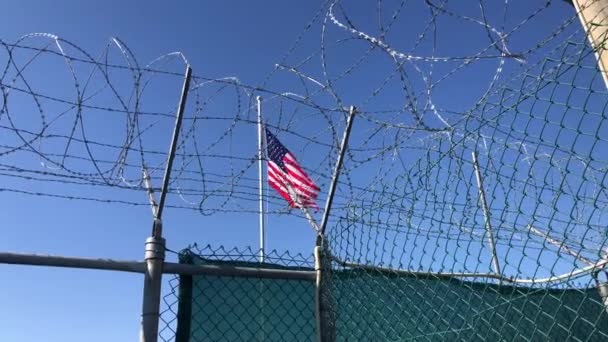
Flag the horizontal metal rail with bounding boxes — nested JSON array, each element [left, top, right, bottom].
[[334, 258, 508, 280], [0, 252, 147, 273], [515, 259, 608, 285], [163, 262, 315, 281], [333, 257, 608, 285], [0, 252, 316, 281], [6, 251, 604, 285]]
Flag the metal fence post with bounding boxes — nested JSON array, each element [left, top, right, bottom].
[[141, 220, 165, 342], [314, 243, 335, 342], [140, 65, 192, 342], [315, 106, 356, 342], [314, 245, 323, 342]]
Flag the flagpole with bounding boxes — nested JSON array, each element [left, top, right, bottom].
[[256, 96, 265, 263]]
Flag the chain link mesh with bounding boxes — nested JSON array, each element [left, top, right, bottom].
[[160, 246, 315, 342], [162, 2, 608, 340], [320, 4, 608, 339]]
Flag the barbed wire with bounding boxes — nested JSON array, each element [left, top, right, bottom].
[[4, 1, 608, 340], [1, 0, 606, 287]]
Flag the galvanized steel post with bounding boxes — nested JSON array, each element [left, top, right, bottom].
[[140, 220, 166, 342], [314, 245, 323, 342], [140, 65, 192, 342], [315, 106, 356, 342]]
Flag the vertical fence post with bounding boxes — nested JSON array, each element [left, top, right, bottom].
[[314, 245, 324, 342], [315, 106, 356, 342], [141, 220, 166, 342], [140, 65, 192, 342], [314, 243, 336, 342], [597, 274, 608, 313]]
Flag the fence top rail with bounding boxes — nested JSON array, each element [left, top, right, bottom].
[[0, 251, 316, 281], [334, 257, 608, 285], [6, 249, 607, 285]]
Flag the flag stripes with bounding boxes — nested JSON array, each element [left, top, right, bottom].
[[265, 128, 319, 211]]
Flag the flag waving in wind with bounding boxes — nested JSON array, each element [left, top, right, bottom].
[[265, 127, 320, 211]]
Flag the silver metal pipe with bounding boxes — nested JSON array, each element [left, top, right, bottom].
[[140, 234, 165, 342], [319, 106, 356, 236], [156, 65, 192, 221], [256, 96, 265, 263], [0, 251, 316, 281], [0, 251, 146, 273], [597, 281, 608, 313], [333, 257, 508, 281], [528, 225, 594, 266], [472, 151, 502, 277], [515, 259, 608, 284], [333, 257, 608, 285], [315, 106, 356, 340], [162, 262, 316, 281], [2, 249, 604, 285], [141, 65, 191, 342], [314, 246, 323, 342]]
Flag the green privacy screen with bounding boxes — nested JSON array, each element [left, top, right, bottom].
[[175, 249, 316, 342], [174, 249, 608, 342], [332, 269, 608, 341]]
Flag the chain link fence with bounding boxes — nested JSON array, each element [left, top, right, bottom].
[[159, 246, 315, 342], [1, 1, 608, 341], [160, 2, 608, 340]]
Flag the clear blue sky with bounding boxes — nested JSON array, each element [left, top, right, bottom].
[[0, 1, 589, 341], [0, 2, 326, 341]]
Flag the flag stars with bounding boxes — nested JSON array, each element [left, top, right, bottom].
[[265, 129, 289, 171], [264, 126, 319, 211]]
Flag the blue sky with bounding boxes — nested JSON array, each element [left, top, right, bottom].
[[0, 2, 326, 341], [0, 1, 599, 341]]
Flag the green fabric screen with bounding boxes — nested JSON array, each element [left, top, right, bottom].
[[175, 252, 316, 342], [332, 270, 608, 341], [176, 252, 608, 341]]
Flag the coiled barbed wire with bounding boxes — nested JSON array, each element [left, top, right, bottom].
[[2, 1, 607, 285]]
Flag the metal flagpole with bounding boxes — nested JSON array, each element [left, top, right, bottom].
[[255, 96, 267, 342], [140, 65, 192, 342], [257, 96, 266, 263]]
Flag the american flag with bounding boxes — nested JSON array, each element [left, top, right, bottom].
[[265, 127, 320, 211]]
